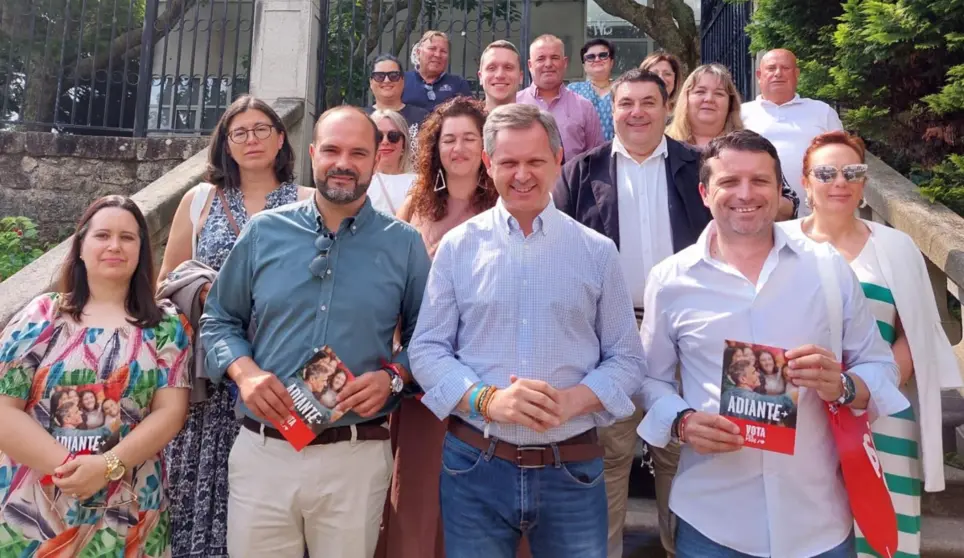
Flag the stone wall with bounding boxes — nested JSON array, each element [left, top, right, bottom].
[[0, 132, 208, 241]]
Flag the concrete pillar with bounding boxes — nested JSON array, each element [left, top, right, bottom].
[[249, 0, 322, 185]]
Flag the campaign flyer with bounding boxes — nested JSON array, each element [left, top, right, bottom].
[[719, 340, 798, 455], [270, 346, 355, 451]]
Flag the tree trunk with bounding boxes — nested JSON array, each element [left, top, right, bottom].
[[591, 0, 699, 74]]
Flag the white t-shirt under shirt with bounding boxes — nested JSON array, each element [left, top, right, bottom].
[[369, 173, 416, 215], [741, 94, 843, 217]]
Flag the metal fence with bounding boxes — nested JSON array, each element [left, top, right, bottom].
[[318, 0, 532, 111], [0, 0, 254, 136], [700, 0, 753, 101]]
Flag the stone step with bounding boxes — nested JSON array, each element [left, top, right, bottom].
[[943, 389, 964, 460], [623, 498, 964, 558], [923, 464, 964, 518]]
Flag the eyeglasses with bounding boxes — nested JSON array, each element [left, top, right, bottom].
[[371, 71, 403, 83], [423, 83, 437, 102], [80, 482, 138, 509], [583, 52, 611, 63], [228, 123, 274, 144], [809, 164, 868, 184], [379, 131, 403, 144], [309, 234, 335, 279]]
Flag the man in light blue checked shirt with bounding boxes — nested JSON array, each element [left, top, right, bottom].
[[410, 103, 645, 558]]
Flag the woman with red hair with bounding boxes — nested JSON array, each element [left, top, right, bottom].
[[787, 130, 962, 557]]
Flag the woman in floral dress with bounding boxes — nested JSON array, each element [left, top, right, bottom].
[[0, 195, 191, 556]]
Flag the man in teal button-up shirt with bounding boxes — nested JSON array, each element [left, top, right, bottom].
[[200, 106, 430, 558]]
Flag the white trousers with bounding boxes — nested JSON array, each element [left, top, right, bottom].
[[227, 425, 393, 558]]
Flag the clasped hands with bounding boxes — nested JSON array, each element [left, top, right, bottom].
[[485, 375, 584, 433], [685, 344, 843, 455], [50, 454, 109, 500]]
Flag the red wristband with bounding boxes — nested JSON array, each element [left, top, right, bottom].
[[40, 452, 77, 486], [679, 411, 695, 444]]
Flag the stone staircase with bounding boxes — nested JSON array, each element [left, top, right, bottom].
[[622, 393, 964, 558]]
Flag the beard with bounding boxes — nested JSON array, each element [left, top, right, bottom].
[[314, 168, 371, 204]]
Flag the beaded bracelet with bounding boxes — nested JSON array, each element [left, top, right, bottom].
[[468, 384, 486, 419], [480, 386, 497, 422]]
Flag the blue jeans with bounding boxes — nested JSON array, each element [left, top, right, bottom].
[[438, 432, 608, 558], [676, 517, 857, 558]]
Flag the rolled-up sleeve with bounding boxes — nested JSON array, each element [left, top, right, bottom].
[[393, 234, 431, 378], [636, 268, 689, 447], [838, 256, 908, 418], [199, 217, 258, 383], [409, 239, 480, 419], [580, 242, 644, 425]]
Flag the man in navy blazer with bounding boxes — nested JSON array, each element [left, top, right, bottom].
[[553, 69, 707, 558]]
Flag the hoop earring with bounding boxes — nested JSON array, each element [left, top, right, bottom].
[[434, 169, 447, 192]]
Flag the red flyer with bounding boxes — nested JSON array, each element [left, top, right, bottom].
[[825, 402, 898, 557], [719, 340, 798, 455]]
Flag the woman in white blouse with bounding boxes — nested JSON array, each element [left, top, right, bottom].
[[370, 109, 417, 215]]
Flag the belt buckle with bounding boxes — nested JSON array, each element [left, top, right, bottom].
[[516, 446, 547, 469]]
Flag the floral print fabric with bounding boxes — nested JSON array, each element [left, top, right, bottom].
[[0, 293, 191, 557]]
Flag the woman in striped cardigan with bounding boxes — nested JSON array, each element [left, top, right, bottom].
[[789, 130, 962, 558]]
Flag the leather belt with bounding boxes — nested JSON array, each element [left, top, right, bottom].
[[448, 417, 602, 468], [242, 416, 389, 446]]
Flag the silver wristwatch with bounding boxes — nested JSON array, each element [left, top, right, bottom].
[[384, 367, 404, 395]]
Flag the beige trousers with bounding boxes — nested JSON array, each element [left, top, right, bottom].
[[227, 425, 393, 558], [599, 406, 680, 558]]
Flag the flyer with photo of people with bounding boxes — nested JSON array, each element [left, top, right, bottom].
[[271, 346, 355, 451], [46, 384, 126, 454], [719, 340, 799, 455]]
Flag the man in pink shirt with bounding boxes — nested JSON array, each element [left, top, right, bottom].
[[517, 34, 605, 162]]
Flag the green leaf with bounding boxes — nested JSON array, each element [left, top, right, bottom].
[[0, 523, 32, 558], [77, 526, 123, 558], [143, 510, 170, 557]]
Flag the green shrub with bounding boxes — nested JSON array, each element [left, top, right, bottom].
[[0, 217, 47, 281]]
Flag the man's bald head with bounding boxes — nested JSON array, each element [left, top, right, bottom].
[[313, 105, 380, 149], [757, 48, 800, 105]]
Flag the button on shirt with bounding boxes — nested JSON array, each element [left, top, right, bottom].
[[741, 94, 843, 216], [410, 200, 645, 445], [401, 70, 473, 112], [567, 81, 614, 141], [612, 135, 674, 308], [517, 84, 605, 162], [637, 222, 908, 557], [200, 198, 431, 425]]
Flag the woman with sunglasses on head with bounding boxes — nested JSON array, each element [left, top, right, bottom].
[[0, 195, 191, 556], [787, 131, 962, 558], [158, 95, 312, 558], [377, 97, 498, 558], [370, 109, 417, 215], [568, 38, 617, 141], [367, 54, 430, 144]]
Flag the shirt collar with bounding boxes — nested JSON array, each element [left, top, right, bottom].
[[415, 70, 448, 86], [524, 83, 570, 103], [684, 221, 802, 270], [494, 196, 559, 237], [310, 195, 375, 236], [755, 93, 802, 107], [611, 135, 668, 164]]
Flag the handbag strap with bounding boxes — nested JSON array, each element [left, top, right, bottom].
[[376, 174, 397, 215], [815, 246, 844, 361], [216, 187, 242, 237]]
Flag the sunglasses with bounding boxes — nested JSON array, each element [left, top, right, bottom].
[[423, 83, 437, 101], [583, 52, 611, 63], [309, 234, 335, 279], [379, 131, 403, 144], [371, 71, 403, 82], [809, 164, 868, 184]]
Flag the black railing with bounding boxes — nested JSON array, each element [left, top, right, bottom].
[[0, 0, 253, 137], [700, 0, 753, 102], [318, 0, 530, 111]]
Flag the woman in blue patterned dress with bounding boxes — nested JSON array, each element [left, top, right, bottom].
[[157, 95, 312, 558], [568, 39, 616, 142]]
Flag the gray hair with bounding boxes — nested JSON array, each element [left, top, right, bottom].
[[482, 103, 562, 158]]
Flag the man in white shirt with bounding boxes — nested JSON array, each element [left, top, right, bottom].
[[637, 130, 908, 557], [742, 49, 843, 216], [554, 69, 712, 558]]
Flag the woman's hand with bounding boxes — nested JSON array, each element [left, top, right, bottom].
[[52, 455, 109, 500]]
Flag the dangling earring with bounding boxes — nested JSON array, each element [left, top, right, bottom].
[[858, 198, 868, 209], [805, 193, 813, 210], [476, 170, 487, 191], [434, 169, 447, 192]]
